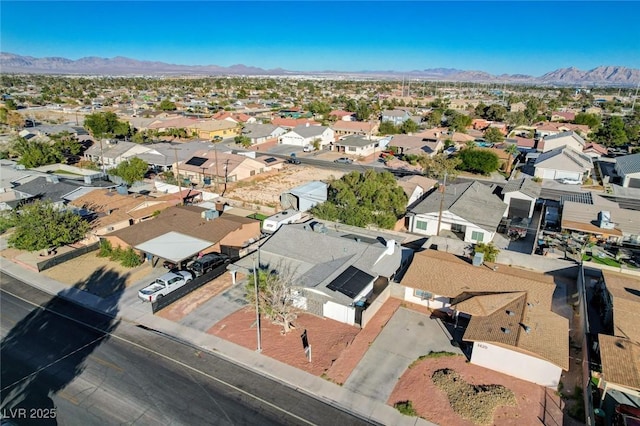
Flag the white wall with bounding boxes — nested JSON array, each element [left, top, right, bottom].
[[323, 300, 355, 325], [503, 193, 535, 218], [470, 341, 563, 387], [411, 211, 495, 243], [402, 287, 450, 310]]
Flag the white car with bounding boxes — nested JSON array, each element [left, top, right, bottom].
[[558, 178, 582, 185], [303, 145, 313, 152], [138, 270, 193, 302]]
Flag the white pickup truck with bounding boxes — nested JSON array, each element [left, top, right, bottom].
[[138, 270, 193, 302]]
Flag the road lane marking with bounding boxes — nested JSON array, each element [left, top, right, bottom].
[[1, 288, 318, 426], [88, 355, 124, 373]]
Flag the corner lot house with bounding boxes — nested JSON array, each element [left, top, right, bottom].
[[278, 125, 334, 149], [614, 153, 640, 188], [332, 135, 379, 156], [406, 181, 508, 243], [399, 250, 568, 387], [230, 222, 411, 327]]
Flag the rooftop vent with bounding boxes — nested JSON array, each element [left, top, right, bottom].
[[472, 252, 484, 267], [501, 327, 511, 334], [598, 210, 615, 230], [506, 310, 515, 316]]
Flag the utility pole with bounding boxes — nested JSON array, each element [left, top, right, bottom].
[[214, 145, 220, 194], [436, 172, 448, 237], [170, 147, 183, 205], [253, 251, 262, 353], [632, 82, 639, 112]]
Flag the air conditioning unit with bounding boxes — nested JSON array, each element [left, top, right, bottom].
[[106, 226, 115, 232]]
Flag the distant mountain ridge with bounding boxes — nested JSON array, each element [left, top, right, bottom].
[[1, 52, 639, 86]]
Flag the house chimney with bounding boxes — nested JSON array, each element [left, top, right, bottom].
[[385, 239, 395, 255]]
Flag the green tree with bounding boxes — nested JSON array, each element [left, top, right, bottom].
[[524, 99, 540, 124], [110, 157, 148, 186], [4, 99, 18, 110], [483, 104, 507, 121], [234, 135, 252, 148], [484, 128, 505, 143], [159, 99, 177, 111], [378, 121, 399, 135], [400, 119, 419, 134], [447, 112, 472, 132], [311, 170, 407, 229], [426, 109, 443, 127], [595, 116, 628, 146], [473, 242, 500, 262], [84, 112, 131, 139], [574, 112, 601, 129], [418, 154, 461, 180], [458, 148, 500, 175], [8, 201, 89, 252], [50, 131, 83, 159], [355, 100, 372, 121], [503, 143, 519, 173], [245, 263, 299, 334], [12, 138, 63, 168]]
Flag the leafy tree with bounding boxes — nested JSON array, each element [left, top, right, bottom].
[[505, 111, 526, 127], [595, 116, 628, 146], [426, 109, 443, 127], [473, 242, 500, 262], [418, 154, 461, 179], [378, 121, 399, 135], [574, 112, 600, 129], [84, 112, 131, 139], [245, 263, 299, 334], [0, 106, 7, 125], [159, 99, 177, 111], [484, 127, 505, 143], [458, 148, 500, 175], [110, 157, 148, 186], [524, 99, 540, 124], [400, 118, 419, 134], [311, 170, 407, 229], [355, 100, 372, 121], [4, 99, 18, 110], [483, 104, 507, 121], [8, 201, 89, 252], [306, 100, 331, 116], [503, 143, 519, 173], [50, 131, 83, 159], [6, 111, 24, 129], [474, 102, 488, 118], [447, 112, 472, 132], [12, 138, 63, 168]]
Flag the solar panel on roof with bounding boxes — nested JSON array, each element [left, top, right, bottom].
[[327, 266, 375, 299], [185, 157, 208, 167], [263, 157, 277, 163]]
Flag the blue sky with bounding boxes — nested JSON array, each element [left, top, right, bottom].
[[2, 1, 639, 75]]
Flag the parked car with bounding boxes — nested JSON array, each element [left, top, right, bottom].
[[190, 253, 230, 277], [558, 178, 582, 185], [286, 154, 301, 164], [334, 157, 353, 164], [138, 270, 193, 302], [303, 145, 313, 152]]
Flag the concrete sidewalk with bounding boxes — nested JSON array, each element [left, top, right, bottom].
[[0, 257, 435, 426]]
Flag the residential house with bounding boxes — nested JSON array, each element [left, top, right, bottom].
[[271, 117, 320, 129], [187, 120, 240, 140], [147, 116, 198, 132], [332, 135, 379, 157], [593, 271, 640, 409], [406, 181, 508, 243], [501, 178, 542, 219], [104, 205, 261, 262], [416, 127, 475, 146], [561, 196, 640, 245], [11, 176, 86, 209], [278, 124, 334, 149], [534, 122, 590, 139], [398, 250, 568, 387], [584, 106, 603, 115], [506, 136, 536, 151], [241, 123, 287, 145], [538, 131, 586, 153], [509, 102, 526, 113], [329, 110, 356, 121], [280, 181, 327, 212], [550, 111, 576, 122], [331, 121, 378, 138], [68, 188, 181, 237], [212, 111, 257, 125], [228, 222, 412, 327], [84, 140, 139, 169], [614, 153, 640, 188], [389, 134, 443, 157], [397, 175, 437, 207], [381, 109, 411, 125], [582, 142, 608, 159], [534, 146, 593, 182], [178, 150, 284, 186]]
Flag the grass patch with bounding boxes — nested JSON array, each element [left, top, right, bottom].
[[409, 351, 458, 368], [394, 400, 417, 416], [582, 254, 621, 267], [432, 368, 516, 425], [247, 213, 268, 221]]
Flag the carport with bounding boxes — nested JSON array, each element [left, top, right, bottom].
[[135, 231, 213, 268]]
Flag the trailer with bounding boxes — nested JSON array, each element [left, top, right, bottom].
[[262, 209, 303, 233]]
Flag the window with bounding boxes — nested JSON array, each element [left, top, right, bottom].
[[451, 223, 465, 233], [415, 220, 428, 231], [414, 289, 433, 300], [471, 231, 484, 242]]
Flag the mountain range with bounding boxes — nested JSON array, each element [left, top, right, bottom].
[[1, 52, 639, 86]]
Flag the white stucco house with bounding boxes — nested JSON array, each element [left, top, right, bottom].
[[501, 178, 542, 219], [278, 124, 334, 149], [397, 175, 438, 208], [406, 181, 508, 244], [398, 249, 569, 387], [539, 131, 586, 153], [534, 146, 593, 182], [242, 123, 287, 145], [614, 153, 640, 188], [332, 135, 379, 156]]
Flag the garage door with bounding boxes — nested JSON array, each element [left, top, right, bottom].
[[555, 170, 581, 180], [508, 198, 532, 219], [628, 178, 640, 189], [541, 169, 556, 180]]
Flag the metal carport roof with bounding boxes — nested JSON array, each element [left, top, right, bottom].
[[135, 231, 212, 263]]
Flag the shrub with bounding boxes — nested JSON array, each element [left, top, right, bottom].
[[394, 400, 417, 416], [97, 239, 113, 257], [119, 247, 142, 268]]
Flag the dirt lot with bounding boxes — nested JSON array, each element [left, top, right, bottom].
[[388, 355, 562, 426], [40, 251, 155, 297], [223, 165, 344, 207]]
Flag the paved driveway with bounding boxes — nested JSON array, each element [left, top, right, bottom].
[[178, 281, 248, 331], [344, 307, 463, 402]]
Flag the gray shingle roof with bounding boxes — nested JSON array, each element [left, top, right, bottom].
[[290, 125, 329, 138], [616, 153, 640, 175], [410, 181, 507, 232], [13, 176, 81, 203], [535, 145, 592, 171], [502, 178, 542, 199], [543, 130, 585, 146]]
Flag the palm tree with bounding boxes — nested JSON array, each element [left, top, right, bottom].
[[504, 144, 519, 174]]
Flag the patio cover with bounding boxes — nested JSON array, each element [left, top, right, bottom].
[[135, 231, 212, 263]]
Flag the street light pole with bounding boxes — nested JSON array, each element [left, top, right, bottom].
[[253, 253, 262, 353]]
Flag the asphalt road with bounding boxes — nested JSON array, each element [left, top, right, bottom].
[[0, 273, 372, 426]]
